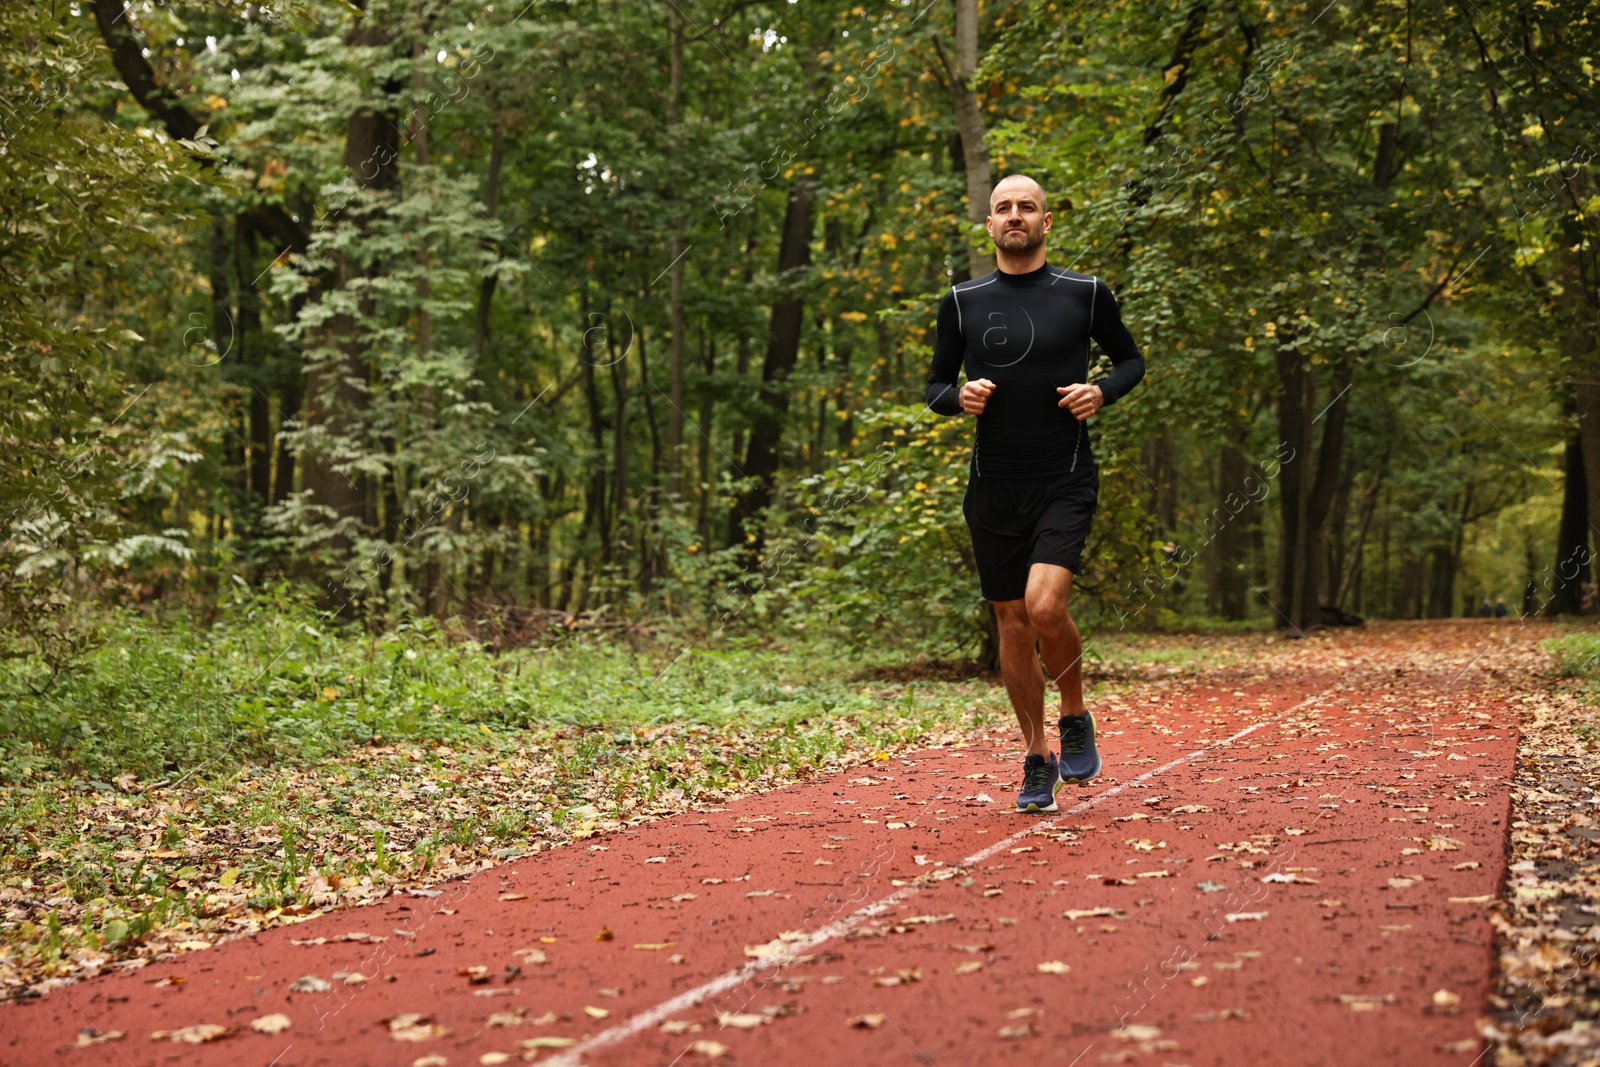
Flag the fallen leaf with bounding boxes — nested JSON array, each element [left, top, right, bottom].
[[744, 937, 793, 960], [413, 1057, 448, 1067], [458, 965, 491, 984], [1428, 989, 1461, 1015], [661, 1019, 703, 1034], [635, 942, 676, 950], [1197, 881, 1228, 893], [150, 1024, 230, 1044], [480, 1054, 514, 1065], [584, 1005, 611, 1019], [250, 1014, 292, 1034], [687, 1039, 729, 1057], [848, 1014, 886, 1029], [289, 974, 331, 993], [998, 1024, 1035, 1039], [498, 892, 529, 901], [1225, 912, 1268, 922], [75, 1029, 124, 1047], [717, 1012, 767, 1029], [596, 926, 614, 941], [1036, 961, 1071, 974], [520, 1037, 577, 1050], [389, 1014, 447, 1042], [645, 856, 668, 863], [1339, 994, 1395, 1012], [1114, 1024, 1163, 1042], [952, 960, 984, 975]]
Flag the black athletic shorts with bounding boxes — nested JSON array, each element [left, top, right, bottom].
[[962, 468, 1099, 602]]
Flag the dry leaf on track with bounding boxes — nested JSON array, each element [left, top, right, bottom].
[[388, 1014, 446, 1041], [151, 1024, 230, 1043]]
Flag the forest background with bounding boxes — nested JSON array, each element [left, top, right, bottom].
[[3, 0, 1600, 769]]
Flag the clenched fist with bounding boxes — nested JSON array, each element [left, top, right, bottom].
[[1057, 383, 1104, 421], [960, 378, 997, 415]]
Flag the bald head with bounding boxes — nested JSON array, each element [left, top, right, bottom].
[[989, 174, 1048, 215]]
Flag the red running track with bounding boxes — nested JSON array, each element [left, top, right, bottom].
[[1, 625, 1526, 1066]]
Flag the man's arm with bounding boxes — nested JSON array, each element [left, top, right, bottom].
[[1090, 280, 1145, 406], [925, 289, 965, 416]]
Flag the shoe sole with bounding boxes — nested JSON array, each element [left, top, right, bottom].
[[1017, 779, 1064, 814]]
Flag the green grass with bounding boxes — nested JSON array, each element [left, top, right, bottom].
[[1546, 627, 1600, 680], [1545, 627, 1600, 744]]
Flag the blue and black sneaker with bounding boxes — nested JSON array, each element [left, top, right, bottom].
[[1058, 712, 1102, 784], [1016, 751, 1062, 813]]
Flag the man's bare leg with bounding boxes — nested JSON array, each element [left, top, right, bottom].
[[1024, 563, 1084, 716], [993, 599, 1049, 756]]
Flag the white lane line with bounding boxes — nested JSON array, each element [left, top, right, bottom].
[[544, 687, 1337, 1066]]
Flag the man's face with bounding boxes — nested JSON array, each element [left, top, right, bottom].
[[987, 183, 1050, 253]]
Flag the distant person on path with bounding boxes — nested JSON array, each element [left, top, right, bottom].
[[925, 174, 1146, 813]]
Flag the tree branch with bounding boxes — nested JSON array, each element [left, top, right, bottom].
[[91, 0, 309, 254]]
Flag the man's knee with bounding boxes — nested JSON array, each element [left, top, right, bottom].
[[1026, 589, 1069, 637], [994, 601, 1033, 643]]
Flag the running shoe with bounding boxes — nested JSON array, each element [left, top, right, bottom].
[[1016, 751, 1062, 813], [1058, 712, 1102, 784]]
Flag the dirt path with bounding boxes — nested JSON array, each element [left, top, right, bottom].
[[1, 621, 1547, 1066]]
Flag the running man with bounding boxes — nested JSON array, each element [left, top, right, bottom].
[[925, 174, 1146, 813]]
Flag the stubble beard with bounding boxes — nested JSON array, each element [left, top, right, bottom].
[[997, 225, 1043, 254]]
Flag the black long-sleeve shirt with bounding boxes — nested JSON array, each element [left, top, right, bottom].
[[925, 263, 1145, 478]]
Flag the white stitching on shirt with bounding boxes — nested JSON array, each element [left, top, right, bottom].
[[951, 275, 998, 337]]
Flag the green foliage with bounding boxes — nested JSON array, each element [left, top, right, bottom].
[[0, 6, 198, 619], [0, 583, 997, 782]]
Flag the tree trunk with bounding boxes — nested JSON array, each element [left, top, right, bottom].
[[409, 40, 433, 360], [728, 227, 758, 474], [1333, 469, 1382, 610], [301, 18, 400, 555], [1209, 442, 1250, 619], [1274, 347, 1309, 632], [729, 177, 817, 548], [474, 124, 506, 360], [1575, 371, 1600, 552], [236, 219, 271, 527], [698, 332, 715, 543], [934, 0, 992, 280], [1549, 435, 1591, 615], [665, 7, 687, 496]]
